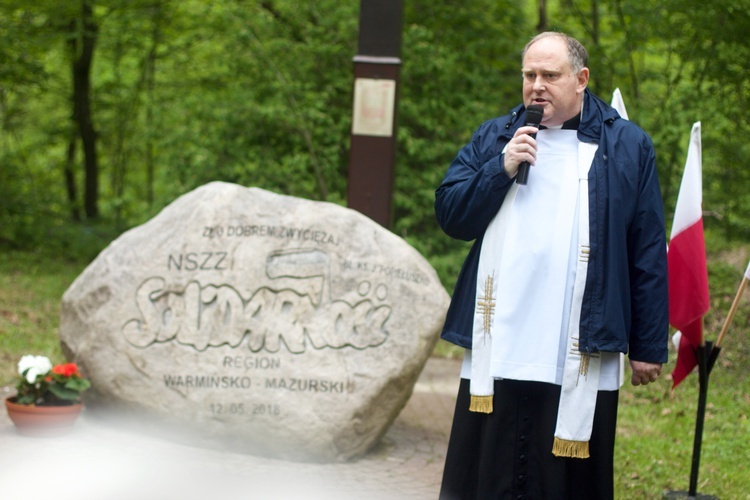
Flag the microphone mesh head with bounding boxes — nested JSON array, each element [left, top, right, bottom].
[[525, 105, 544, 126]]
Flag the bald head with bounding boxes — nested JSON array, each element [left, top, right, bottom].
[[523, 32, 588, 74]]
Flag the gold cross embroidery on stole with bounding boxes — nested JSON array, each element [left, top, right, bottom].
[[476, 274, 496, 341]]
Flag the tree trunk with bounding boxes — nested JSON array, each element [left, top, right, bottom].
[[537, 0, 547, 33], [64, 136, 81, 221], [614, 0, 639, 100], [70, 0, 99, 220], [145, 3, 163, 208]]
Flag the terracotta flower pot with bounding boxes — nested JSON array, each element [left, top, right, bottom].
[[5, 397, 83, 436]]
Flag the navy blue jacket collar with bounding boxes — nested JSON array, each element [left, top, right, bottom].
[[503, 90, 620, 144]]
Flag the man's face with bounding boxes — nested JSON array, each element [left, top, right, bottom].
[[521, 36, 589, 127]]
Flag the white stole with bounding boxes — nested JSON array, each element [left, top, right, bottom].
[[551, 140, 599, 458]]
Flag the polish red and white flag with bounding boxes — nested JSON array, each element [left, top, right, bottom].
[[668, 122, 710, 388]]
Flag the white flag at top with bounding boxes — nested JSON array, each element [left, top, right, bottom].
[[671, 122, 704, 237], [611, 88, 629, 120]]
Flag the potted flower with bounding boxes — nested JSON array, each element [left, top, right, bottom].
[[5, 354, 91, 435]]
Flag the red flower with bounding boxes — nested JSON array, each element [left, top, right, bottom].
[[52, 363, 80, 378]]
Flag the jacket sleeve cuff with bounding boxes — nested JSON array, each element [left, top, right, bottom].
[[628, 341, 669, 364], [488, 154, 515, 187]]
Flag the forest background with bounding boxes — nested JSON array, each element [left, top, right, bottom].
[[1, 0, 749, 497]]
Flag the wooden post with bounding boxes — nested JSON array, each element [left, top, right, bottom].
[[347, 0, 403, 229]]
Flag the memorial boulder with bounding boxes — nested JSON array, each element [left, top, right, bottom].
[[60, 182, 450, 461]]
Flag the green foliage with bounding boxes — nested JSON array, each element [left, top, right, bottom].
[[46, 367, 91, 402], [3, 0, 750, 289], [394, 1, 527, 287], [546, 0, 750, 244], [140, 1, 357, 205]]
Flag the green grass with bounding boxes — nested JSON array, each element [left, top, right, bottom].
[[615, 359, 750, 499], [0, 250, 88, 386], [1, 248, 749, 498]]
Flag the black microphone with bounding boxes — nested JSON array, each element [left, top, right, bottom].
[[516, 104, 544, 185]]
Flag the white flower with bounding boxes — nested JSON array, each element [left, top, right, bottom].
[[17, 355, 53, 384]]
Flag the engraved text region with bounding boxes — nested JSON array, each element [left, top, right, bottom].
[[223, 356, 280, 370], [163, 374, 353, 394], [202, 224, 339, 246], [124, 248, 392, 353], [342, 259, 430, 285], [122, 278, 391, 353], [168, 251, 229, 271]]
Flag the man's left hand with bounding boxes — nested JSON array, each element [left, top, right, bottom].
[[629, 360, 662, 386]]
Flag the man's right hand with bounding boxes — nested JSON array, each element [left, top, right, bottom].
[[503, 125, 539, 177]]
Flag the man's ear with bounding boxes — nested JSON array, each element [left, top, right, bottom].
[[577, 68, 590, 93]]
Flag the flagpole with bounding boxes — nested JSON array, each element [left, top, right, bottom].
[[688, 339, 710, 497], [714, 274, 747, 349], [708, 269, 748, 374]]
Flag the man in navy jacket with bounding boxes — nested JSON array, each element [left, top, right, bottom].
[[437, 32, 668, 499]]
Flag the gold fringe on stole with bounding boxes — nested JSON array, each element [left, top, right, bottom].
[[469, 395, 493, 414], [552, 437, 590, 459], [579, 353, 590, 377]]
